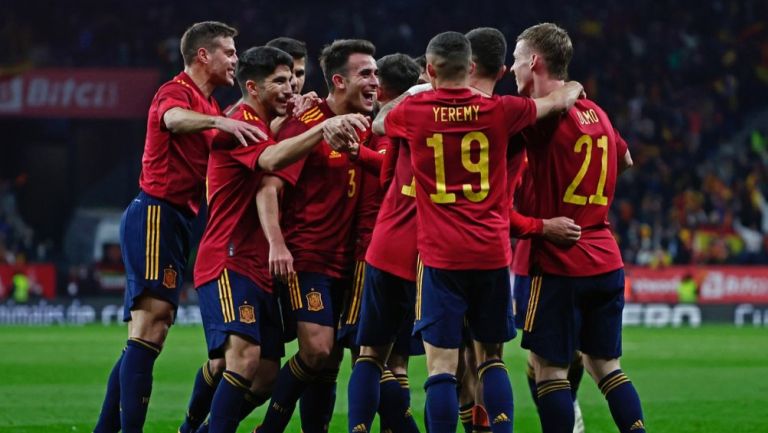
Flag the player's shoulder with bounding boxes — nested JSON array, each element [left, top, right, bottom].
[[296, 100, 330, 127], [568, 98, 614, 129], [230, 104, 269, 131]]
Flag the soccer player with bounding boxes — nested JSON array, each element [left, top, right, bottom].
[[179, 37, 314, 433], [92, 21, 269, 433], [510, 23, 644, 433], [380, 31, 583, 433], [255, 39, 379, 433], [193, 46, 366, 433], [344, 53, 423, 433]]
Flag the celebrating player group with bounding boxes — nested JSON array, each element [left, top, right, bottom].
[[93, 19, 646, 433]]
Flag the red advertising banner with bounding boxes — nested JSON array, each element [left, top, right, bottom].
[[0, 264, 57, 300], [626, 265, 768, 304], [0, 68, 159, 118]]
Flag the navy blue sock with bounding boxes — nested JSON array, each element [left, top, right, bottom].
[[348, 357, 383, 433], [525, 362, 539, 409], [94, 348, 124, 433], [568, 356, 584, 400], [180, 360, 222, 433], [458, 402, 474, 433], [300, 368, 339, 433], [239, 390, 268, 421], [478, 360, 513, 433], [259, 354, 317, 433], [599, 370, 646, 433], [424, 373, 458, 433], [209, 370, 251, 433], [536, 379, 573, 433], [194, 420, 209, 433], [120, 338, 161, 433], [377, 370, 419, 433], [392, 373, 420, 433]]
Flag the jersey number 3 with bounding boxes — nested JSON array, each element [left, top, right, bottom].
[[563, 134, 609, 206], [426, 132, 489, 204]]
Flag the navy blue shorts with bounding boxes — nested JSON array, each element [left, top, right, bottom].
[[121, 191, 193, 322], [521, 269, 625, 365], [353, 263, 420, 353], [414, 264, 515, 349], [278, 271, 346, 339], [512, 274, 532, 330], [197, 269, 284, 360], [337, 261, 367, 348]]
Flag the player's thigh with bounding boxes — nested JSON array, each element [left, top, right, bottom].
[[414, 265, 467, 349], [520, 273, 578, 366], [512, 274, 532, 330], [285, 272, 342, 328], [356, 264, 415, 348], [579, 269, 625, 361]]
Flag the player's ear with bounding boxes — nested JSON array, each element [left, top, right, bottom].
[[332, 73, 346, 91], [530, 53, 539, 71], [426, 63, 437, 80], [246, 80, 259, 98], [197, 47, 209, 65], [496, 65, 508, 82], [468, 61, 476, 76]]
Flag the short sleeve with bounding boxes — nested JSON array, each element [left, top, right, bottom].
[[271, 117, 313, 186], [614, 127, 628, 160], [501, 95, 538, 136], [156, 83, 194, 127], [385, 100, 409, 140]]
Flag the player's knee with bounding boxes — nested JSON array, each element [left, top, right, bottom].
[[359, 345, 389, 364], [300, 343, 333, 370], [228, 347, 261, 379], [584, 355, 620, 382], [208, 358, 226, 376]]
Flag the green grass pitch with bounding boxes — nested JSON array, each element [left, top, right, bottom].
[[0, 325, 766, 432]]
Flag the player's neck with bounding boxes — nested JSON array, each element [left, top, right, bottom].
[[325, 93, 351, 115], [434, 76, 469, 90], [244, 98, 274, 125], [469, 77, 495, 97], [531, 77, 565, 99], [184, 65, 216, 99]]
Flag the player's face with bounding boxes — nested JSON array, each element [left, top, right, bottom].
[[291, 57, 307, 94], [207, 36, 238, 86], [260, 65, 294, 117], [341, 53, 379, 114], [511, 40, 534, 96]]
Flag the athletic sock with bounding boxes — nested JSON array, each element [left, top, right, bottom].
[[568, 355, 584, 400], [424, 373, 458, 433], [208, 370, 251, 433], [300, 368, 339, 433], [180, 360, 222, 433], [348, 356, 383, 433], [120, 338, 161, 433], [478, 360, 513, 433], [458, 402, 474, 433], [536, 379, 573, 433], [93, 348, 124, 433], [259, 354, 317, 433], [599, 370, 646, 433]]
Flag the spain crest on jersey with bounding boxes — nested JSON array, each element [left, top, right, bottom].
[[239, 304, 256, 324], [306, 290, 324, 311], [162, 266, 177, 289]]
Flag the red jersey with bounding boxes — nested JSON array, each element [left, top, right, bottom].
[[511, 163, 538, 276], [365, 137, 418, 281], [354, 134, 389, 260], [194, 104, 287, 291], [140, 72, 222, 216], [386, 88, 537, 270], [276, 100, 368, 278], [523, 98, 627, 276]]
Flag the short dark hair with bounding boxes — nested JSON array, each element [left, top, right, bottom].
[[425, 31, 472, 81], [236, 46, 294, 95], [466, 27, 507, 79], [517, 23, 572, 80], [266, 37, 307, 59], [377, 54, 420, 96], [414, 54, 427, 71], [319, 39, 376, 91], [180, 21, 238, 66]]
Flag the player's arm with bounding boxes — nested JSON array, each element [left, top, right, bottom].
[[163, 107, 268, 146], [509, 208, 581, 245], [619, 148, 633, 174], [258, 113, 369, 172], [532, 81, 584, 119], [256, 175, 292, 282], [372, 83, 432, 135]]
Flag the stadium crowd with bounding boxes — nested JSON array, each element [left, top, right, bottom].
[[2, 0, 767, 268]]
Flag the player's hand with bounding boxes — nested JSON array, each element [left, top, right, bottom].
[[215, 117, 268, 147], [269, 242, 295, 283], [542, 216, 581, 246], [559, 81, 584, 109], [291, 91, 321, 117], [323, 114, 369, 151]]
